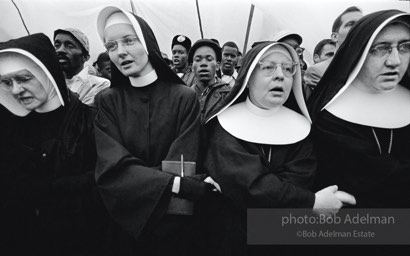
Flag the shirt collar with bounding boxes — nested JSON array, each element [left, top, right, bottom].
[[129, 69, 158, 87]]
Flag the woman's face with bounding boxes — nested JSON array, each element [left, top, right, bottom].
[[104, 24, 153, 77], [248, 50, 294, 109], [0, 69, 48, 111], [355, 23, 410, 92]]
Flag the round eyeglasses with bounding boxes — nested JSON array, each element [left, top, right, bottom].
[[104, 36, 139, 52], [258, 61, 298, 77], [369, 41, 410, 57]]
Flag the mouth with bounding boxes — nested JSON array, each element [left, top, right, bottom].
[[270, 87, 284, 92], [120, 60, 134, 67], [198, 69, 210, 76], [224, 63, 232, 68], [381, 71, 399, 76], [18, 96, 34, 105], [381, 71, 400, 80], [57, 56, 69, 64], [269, 87, 285, 96]]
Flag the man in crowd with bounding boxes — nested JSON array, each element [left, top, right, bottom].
[[54, 28, 110, 105], [220, 41, 239, 88], [189, 39, 230, 124], [304, 6, 363, 99], [312, 39, 336, 64], [171, 34, 196, 87]]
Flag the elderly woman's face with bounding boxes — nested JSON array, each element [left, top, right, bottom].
[[104, 24, 152, 77], [248, 51, 294, 109], [356, 23, 410, 92], [0, 69, 48, 111]]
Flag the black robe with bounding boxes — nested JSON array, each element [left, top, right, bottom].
[[0, 33, 107, 256], [201, 119, 316, 256], [306, 10, 410, 256], [314, 110, 410, 207]]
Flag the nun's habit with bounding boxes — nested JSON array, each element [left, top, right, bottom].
[[0, 33, 106, 255], [94, 7, 202, 255], [202, 42, 316, 255], [308, 10, 410, 208]]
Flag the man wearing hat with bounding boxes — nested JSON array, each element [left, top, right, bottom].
[[189, 39, 230, 124], [171, 34, 196, 87], [54, 28, 110, 105]]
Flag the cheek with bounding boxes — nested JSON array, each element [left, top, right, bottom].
[[108, 53, 121, 68], [32, 86, 48, 101], [283, 78, 293, 97]]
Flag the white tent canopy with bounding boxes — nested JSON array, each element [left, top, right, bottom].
[[1, 0, 409, 66]]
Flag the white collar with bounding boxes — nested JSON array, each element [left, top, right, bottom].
[[222, 70, 238, 79], [66, 66, 88, 83], [325, 84, 410, 128], [218, 97, 311, 145], [129, 69, 158, 87]]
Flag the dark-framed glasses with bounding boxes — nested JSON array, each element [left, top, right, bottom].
[[104, 36, 139, 52], [369, 41, 410, 57], [258, 61, 298, 77]]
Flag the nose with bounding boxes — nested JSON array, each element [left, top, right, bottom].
[[385, 48, 401, 67], [199, 59, 208, 67], [10, 82, 24, 94], [116, 43, 128, 56], [272, 66, 285, 80], [55, 44, 66, 53]]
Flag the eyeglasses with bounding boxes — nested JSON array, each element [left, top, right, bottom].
[[258, 61, 298, 77], [0, 75, 33, 91], [104, 36, 139, 52], [369, 41, 410, 57]]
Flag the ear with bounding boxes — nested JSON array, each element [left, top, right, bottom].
[[313, 54, 320, 64], [216, 61, 220, 71], [331, 32, 338, 43]]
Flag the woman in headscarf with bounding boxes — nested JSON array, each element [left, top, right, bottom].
[[202, 42, 355, 255], [0, 33, 107, 256], [94, 6, 215, 256], [308, 10, 410, 208]]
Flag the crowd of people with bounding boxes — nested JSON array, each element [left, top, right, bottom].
[[0, 4, 409, 256]]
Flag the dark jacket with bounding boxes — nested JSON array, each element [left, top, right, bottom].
[[192, 78, 231, 125], [0, 33, 107, 256]]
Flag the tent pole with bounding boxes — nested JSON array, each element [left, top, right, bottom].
[[196, 0, 204, 39], [11, 0, 30, 35], [243, 4, 255, 55], [130, 0, 137, 15]]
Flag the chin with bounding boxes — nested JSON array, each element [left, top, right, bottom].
[[377, 82, 398, 92], [121, 68, 139, 77]]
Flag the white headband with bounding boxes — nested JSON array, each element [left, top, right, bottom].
[[105, 12, 132, 31]]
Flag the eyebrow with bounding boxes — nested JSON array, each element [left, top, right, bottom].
[[372, 39, 410, 45], [1, 69, 31, 78]]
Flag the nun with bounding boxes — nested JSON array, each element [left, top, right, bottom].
[[308, 10, 410, 208], [202, 42, 355, 255], [94, 6, 215, 256], [0, 33, 107, 255]]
